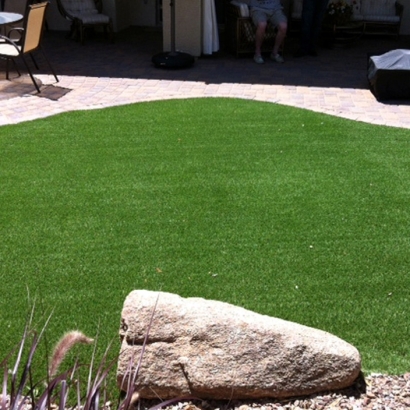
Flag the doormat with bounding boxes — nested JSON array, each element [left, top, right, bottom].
[[34, 84, 72, 100]]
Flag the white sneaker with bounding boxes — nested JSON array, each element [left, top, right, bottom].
[[270, 53, 284, 63], [253, 54, 264, 64]]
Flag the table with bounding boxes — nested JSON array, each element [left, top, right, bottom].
[[0, 11, 23, 36], [0, 12, 23, 26], [323, 21, 365, 48]]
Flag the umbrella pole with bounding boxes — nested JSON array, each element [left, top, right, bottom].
[[169, 0, 176, 55], [152, 0, 195, 68]]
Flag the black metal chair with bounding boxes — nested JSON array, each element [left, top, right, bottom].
[[56, 0, 113, 44], [0, 1, 58, 93]]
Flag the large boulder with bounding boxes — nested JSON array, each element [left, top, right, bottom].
[[117, 290, 361, 400]]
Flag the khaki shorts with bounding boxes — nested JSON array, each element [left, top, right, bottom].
[[250, 8, 287, 27]]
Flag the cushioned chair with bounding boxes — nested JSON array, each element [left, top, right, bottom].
[[0, 1, 59, 93], [56, 0, 113, 44], [225, 0, 282, 57]]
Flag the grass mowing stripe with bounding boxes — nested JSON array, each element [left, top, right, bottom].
[[0, 98, 409, 376]]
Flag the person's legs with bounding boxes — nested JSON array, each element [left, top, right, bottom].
[[251, 9, 268, 61], [273, 21, 287, 55], [255, 21, 268, 56], [269, 9, 287, 57]]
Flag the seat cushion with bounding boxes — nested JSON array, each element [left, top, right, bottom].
[[0, 42, 21, 57], [362, 13, 399, 21], [72, 12, 110, 24]]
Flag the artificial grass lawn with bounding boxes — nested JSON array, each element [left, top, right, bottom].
[[0, 98, 409, 376]]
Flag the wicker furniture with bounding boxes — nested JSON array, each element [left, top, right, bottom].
[[362, 0, 404, 37], [225, 1, 280, 57], [290, 0, 404, 37]]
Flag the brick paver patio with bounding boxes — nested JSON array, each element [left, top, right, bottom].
[[1, 28, 409, 128]]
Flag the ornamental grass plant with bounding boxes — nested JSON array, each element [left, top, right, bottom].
[[0, 304, 160, 410], [325, 0, 354, 25], [0, 98, 409, 379], [0, 309, 116, 410]]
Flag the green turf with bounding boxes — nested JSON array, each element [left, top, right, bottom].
[[0, 98, 409, 375]]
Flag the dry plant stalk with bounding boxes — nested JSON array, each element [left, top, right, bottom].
[[49, 331, 94, 378]]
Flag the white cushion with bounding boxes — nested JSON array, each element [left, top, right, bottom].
[[0, 43, 20, 57], [230, 1, 250, 18], [71, 12, 110, 23]]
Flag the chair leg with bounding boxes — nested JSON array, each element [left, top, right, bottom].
[[80, 23, 85, 45], [12, 59, 20, 77], [19, 54, 41, 93], [5, 58, 10, 80], [104, 23, 114, 43], [108, 22, 114, 43], [68, 21, 77, 40], [71, 19, 81, 42], [39, 47, 59, 83], [29, 53, 39, 70], [6, 58, 21, 79]]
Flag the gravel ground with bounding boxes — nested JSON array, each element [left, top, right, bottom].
[[139, 373, 410, 410], [4, 373, 410, 410]]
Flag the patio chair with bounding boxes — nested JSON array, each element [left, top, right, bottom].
[[56, 0, 113, 44], [0, 1, 59, 93]]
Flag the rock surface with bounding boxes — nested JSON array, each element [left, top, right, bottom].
[[135, 373, 410, 409], [117, 290, 361, 400]]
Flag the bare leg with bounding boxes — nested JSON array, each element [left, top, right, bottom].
[[273, 21, 287, 55], [255, 21, 267, 55]]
